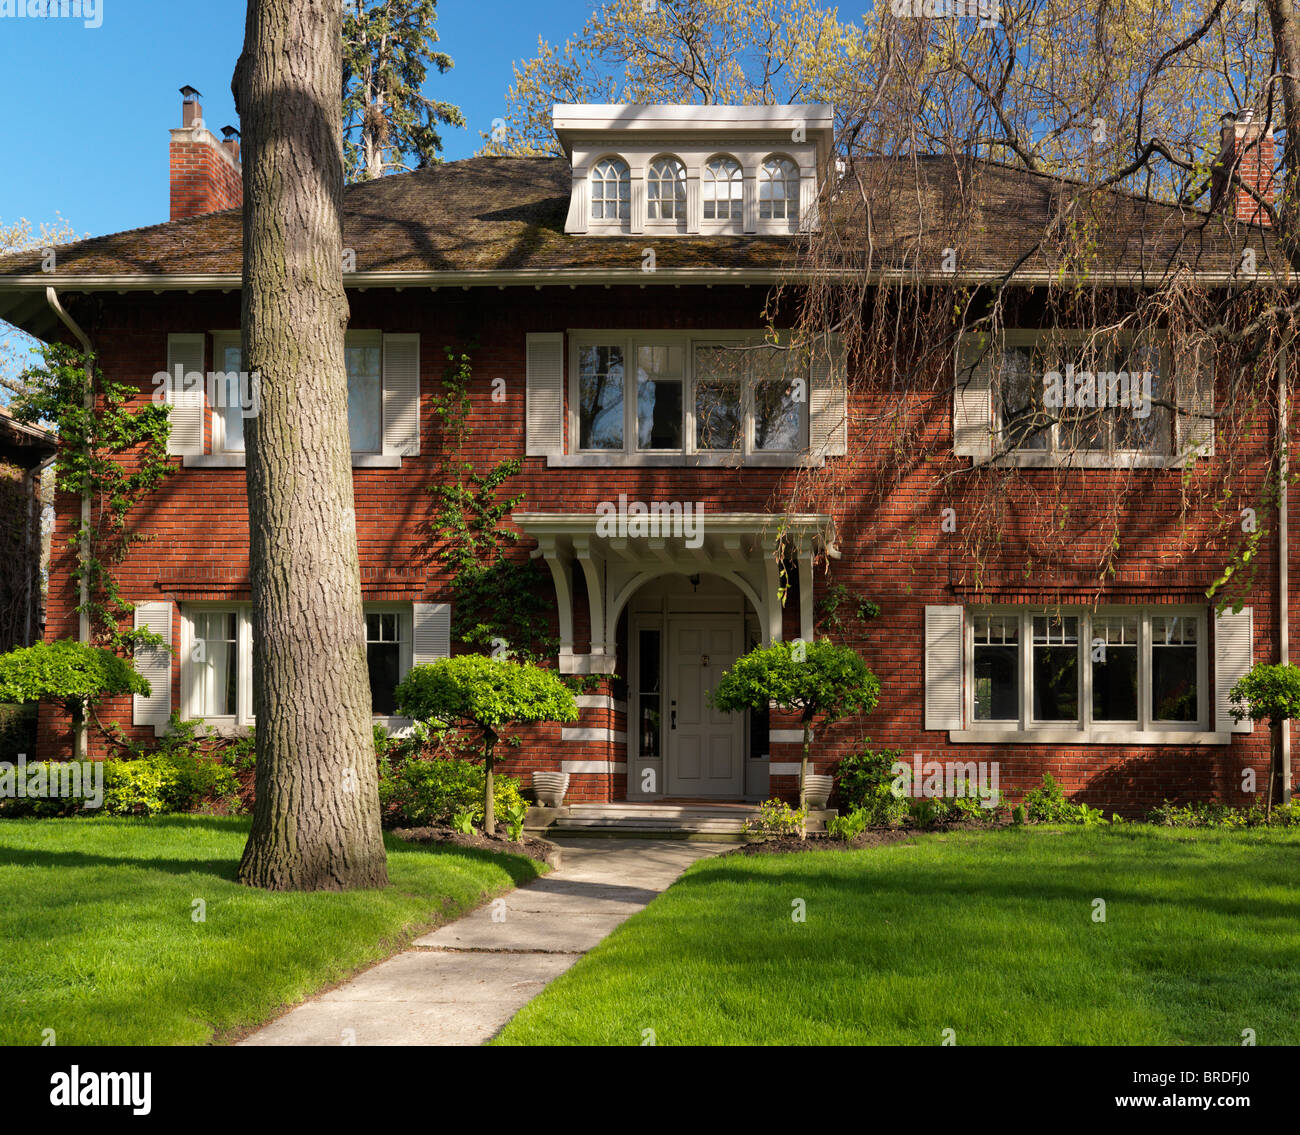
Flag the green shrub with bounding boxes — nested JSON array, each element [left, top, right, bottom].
[[832, 743, 909, 827], [827, 807, 871, 841], [378, 757, 525, 828], [1022, 773, 1084, 823], [162, 751, 240, 812], [102, 756, 180, 817], [1145, 799, 1300, 828], [743, 797, 806, 839]]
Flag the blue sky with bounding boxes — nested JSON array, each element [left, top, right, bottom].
[[0, 0, 590, 240]]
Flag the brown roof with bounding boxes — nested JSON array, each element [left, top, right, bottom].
[[0, 154, 1279, 330], [0, 404, 56, 465]]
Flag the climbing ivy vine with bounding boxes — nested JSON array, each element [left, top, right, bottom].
[[12, 343, 172, 651], [429, 347, 557, 663]]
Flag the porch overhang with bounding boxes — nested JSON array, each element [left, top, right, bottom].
[[513, 510, 837, 673]]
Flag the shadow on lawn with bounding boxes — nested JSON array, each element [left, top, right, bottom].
[[676, 835, 1300, 923], [0, 816, 544, 887]]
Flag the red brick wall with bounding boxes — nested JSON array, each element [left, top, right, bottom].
[[37, 286, 1288, 815], [170, 132, 242, 220]]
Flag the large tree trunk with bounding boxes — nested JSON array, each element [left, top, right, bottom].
[[234, 0, 388, 891]]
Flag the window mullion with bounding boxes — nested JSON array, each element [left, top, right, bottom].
[[1021, 609, 1032, 729], [1139, 609, 1152, 732], [1081, 612, 1092, 733]]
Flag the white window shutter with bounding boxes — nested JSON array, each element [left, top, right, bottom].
[[382, 333, 420, 457], [809, 332, 847, 458], [924, 605, 964, 731], [1215, 606, 1254, 733], [1175, 346, 1215, 457], [953, 335, 993, 460], [526, 332, 565, 457], [412, 602, 451, 666], [166, 334, 205, 456], [132, 601, 173, 729]]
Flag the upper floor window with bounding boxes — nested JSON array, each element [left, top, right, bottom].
[[572, 332, 808, 459], [758, 156, 799, 221], [647, 156, 686, 221], [702, 157, 743, 221], [993, 333, 1169, 457], [591, 157, 630, 221]]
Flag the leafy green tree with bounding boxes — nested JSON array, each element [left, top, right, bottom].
[[1229, 661, 1300, 816], [0, 639, 149, 758], [343, 0, 464, 180], [395, 655, 578, 835], [711, 639, 879, 832]]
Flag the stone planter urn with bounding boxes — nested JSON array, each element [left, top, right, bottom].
[[803, 773, 833, 810], [532, 771, 570, 808]]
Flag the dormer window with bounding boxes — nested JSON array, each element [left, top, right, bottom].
[[759, 156, 799, 221], [647, 156, 686, 220], [591, 157, 630, 221], [554, 104, 832, 236], [703, 157, 744, 221]]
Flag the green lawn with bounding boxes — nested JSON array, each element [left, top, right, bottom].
[[0, 815, 544, 1046], [494, 826, 1300, 1046]]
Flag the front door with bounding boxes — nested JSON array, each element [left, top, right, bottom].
[[666, 617, 744, 797]]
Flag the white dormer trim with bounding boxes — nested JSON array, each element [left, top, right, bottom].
[[554, 103, 835, 238]]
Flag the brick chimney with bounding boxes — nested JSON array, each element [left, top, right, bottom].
[[1212, 110, 1274, 226], [170, 86, 242, 220]]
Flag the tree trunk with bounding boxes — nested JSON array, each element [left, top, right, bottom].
[[798, 717, 811, 840], [234, 0, 387, 891], [483, 731, 496, 837], [1269, 719, 1281, 821]]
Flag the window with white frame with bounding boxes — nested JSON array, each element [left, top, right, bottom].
[[572, 332, 809, 458], [182, 603, 413, 725], [365, 607, 412, 715], [702, 156, 743, 221], [758, 155, 799, 221], [967, 606, 1206, 735], [646, 156, 686, 221], [345, 332, 383, 454], [208, 330, 385, 454], [991, 332, 1171, 456], [210, 334, 250, 453], [590, 157, 631, 221]]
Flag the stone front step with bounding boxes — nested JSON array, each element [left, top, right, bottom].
[[526, 802, 833, 840]]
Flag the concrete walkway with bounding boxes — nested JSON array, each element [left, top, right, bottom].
[[238, 838, 725, 1046]]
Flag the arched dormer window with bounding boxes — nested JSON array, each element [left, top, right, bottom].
[[759, 155, 799, 221], [647, 156, 686, 221], [591, 157, 630, 221], [703, 156, 743, 221]]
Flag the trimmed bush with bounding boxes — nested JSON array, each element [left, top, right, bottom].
[[378, 757, 526, 828]]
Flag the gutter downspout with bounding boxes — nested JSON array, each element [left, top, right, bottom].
[[1282, 335, 1293, 804], [44, 287, 93, 760]]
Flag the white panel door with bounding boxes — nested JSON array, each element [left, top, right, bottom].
[[667, 617, 744, 797]]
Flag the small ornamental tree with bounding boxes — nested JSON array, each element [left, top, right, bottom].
[[0, 640, 149, 758], [1229, 661, 1300, 818], [710, 639, 880, 833], [395, 654, 578, 835]]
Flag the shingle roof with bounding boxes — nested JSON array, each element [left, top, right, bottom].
[[0, 154, 1275, 285]]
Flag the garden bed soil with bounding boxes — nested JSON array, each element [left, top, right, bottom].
[[390, 824, 559, 866], [732, 819, 1005, 855]]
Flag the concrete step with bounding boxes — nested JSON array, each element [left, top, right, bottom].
[[530, 805, 832, 840]]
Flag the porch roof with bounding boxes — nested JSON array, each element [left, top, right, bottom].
[[513, 510, 834, 673]]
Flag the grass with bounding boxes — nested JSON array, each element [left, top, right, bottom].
[[0, 815, 544, 1045], [493, 825, 1300, 1045]]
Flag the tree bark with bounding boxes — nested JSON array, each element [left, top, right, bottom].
[[799, 717, 811, 840], [483, 730, 496, 837], [234, 0, 388, 891]]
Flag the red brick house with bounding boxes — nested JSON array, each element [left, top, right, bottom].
[[0, 93, 1291, 814]]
